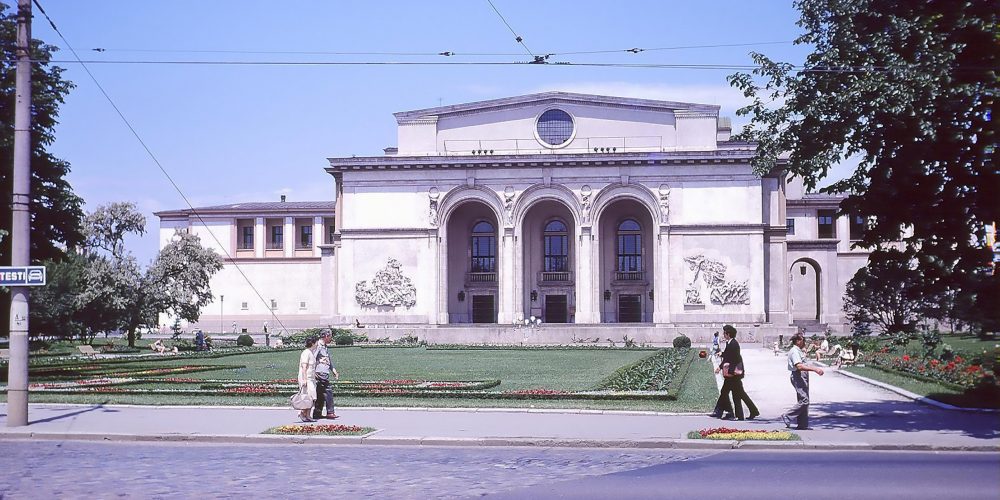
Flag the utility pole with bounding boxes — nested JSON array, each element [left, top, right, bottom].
[[8, 0, 33, 427]]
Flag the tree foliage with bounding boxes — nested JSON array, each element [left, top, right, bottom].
[[28, 202, 223, 345], [0, 2, 84, 263], [729, 0, 999, 330], [843, 250, 929, 335]]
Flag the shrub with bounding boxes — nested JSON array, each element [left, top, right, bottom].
[[334, 334, 354, 346], [236, 334, 254, 347], [672, 335, 692, 349]]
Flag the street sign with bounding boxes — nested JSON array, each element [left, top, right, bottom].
[[0, 266, 46, 286]]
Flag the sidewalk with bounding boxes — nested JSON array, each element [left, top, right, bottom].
[[2, 347, 998, 451]]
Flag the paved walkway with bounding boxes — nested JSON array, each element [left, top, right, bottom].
[[2, 347, 998, 450]]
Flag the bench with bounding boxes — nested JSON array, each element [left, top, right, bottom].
[[0, 348, 9, 360], [76, 344, 99, 357]]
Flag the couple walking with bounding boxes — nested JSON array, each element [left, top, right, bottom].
[[296, 331, 341, 422], [709, 325, 759, 421]]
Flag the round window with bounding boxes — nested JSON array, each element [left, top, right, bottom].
[[536, 109, 574, 147]]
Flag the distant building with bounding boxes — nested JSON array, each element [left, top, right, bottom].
[[157, 92, 871, 340]]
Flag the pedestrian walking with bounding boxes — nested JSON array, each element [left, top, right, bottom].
[[296, 336, 319, 422], [781, 333, 825, 430], [709, 325, 759, 420], [312, 330, 341, 420]]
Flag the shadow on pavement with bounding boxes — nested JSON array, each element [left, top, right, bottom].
[[28, 403, 119, 425], [813, 399, 1000, 439]]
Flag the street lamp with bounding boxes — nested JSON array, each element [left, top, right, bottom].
[[220, 295, 224, 336]]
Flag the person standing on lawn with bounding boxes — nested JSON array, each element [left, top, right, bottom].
[[782, 333, 825, 430], [312, 330, 341, 420]]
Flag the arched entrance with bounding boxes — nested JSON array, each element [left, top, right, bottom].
[[445, 201, 499, 323], [521, 200, 576, 323], [790, 259, 821, 321], [597, 199, 655, 323]]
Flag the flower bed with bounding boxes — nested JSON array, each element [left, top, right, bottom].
[[263, 424, 375, 436], [688, 427, 799, 441], [864, 352, 994, 390], [426, 344, 659, 351], [597, 348, 692, 391]]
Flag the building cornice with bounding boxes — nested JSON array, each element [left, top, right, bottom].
[[393, 92, 719, 123], [326, 150, 760, 173], [788, 239, 840, 250]]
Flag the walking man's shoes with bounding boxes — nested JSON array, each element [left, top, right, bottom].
[[781, 414, 792, 428], [326, 413, 339, 420]]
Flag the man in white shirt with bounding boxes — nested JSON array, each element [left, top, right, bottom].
[[781, 333, 825, 430], [312, 330, 341, 420]]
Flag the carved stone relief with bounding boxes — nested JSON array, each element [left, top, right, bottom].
[[579, 184, 592, 223], [355, 258, 417, 308], [684, 254, 750, 306], [658, 184, 670, 223], [428, 187, 440, 227], [503, 186, 516, 225]]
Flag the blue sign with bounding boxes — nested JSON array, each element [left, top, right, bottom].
[[0, 266, 47, 286]]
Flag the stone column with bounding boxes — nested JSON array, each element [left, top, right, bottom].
[[320, 245, 337, 319], [313, 216, 323, 257], [653, 225, 671, 324], [436, 231, 449, 324], [498, 227, 516, 324], [283, 216, 294, 257], [254, 217, 265, 258], [575, 226, 598, 323]]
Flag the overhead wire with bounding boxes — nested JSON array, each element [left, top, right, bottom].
[[31, 0, 292, 335], [485, 0, 537, 59]]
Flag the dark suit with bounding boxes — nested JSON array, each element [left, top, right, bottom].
[[714, 338, 759, 419]]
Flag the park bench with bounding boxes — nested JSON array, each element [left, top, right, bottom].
[[76, 344, 99, 357], [0, 348, 9, 360]]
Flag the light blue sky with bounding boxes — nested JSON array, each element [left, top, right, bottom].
[[31, 1, 828, 263]]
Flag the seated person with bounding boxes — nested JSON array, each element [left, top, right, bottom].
[[355, 318, 366, 329], [835, 347, 858, 367], [152, 339, 167, 354], [814, 337, 831, 361]]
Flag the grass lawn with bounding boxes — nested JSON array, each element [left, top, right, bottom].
[[2, 347, 720, 412], [843, 365, 1000, 409]]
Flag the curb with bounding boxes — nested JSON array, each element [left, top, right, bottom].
[[829, 366, 1000, 414], [1, 431, 997, 452]]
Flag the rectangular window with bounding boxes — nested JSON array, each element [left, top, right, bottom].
[[617, 234, 642, 272], [786, 218, 795, 235], [299, 301, 307, 309], [240, 301, 248, 310], [544, 234, 568, 272], [817, 210, 836, 238], [325, 217, 336, 244], [270, 299, 278, 310], [471, 235, 496, 273], [237, 220, 254, 250], [849, 215, 865, 240], [298, 225, 312, 248], [269, 225, 283, 249]]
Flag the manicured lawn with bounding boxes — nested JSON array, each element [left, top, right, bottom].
[[843, 365, 1000, 409], [1, 347, 721, 412]]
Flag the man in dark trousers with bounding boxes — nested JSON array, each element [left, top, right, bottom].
[[312, 330, 340, 420], [782, 333, 824, 429], [709, 325, 759, 420]]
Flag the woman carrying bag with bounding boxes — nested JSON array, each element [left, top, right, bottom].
[[293, 336, 319, 422]]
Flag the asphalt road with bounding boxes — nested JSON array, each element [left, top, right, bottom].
[[0, 440, 996, 499]]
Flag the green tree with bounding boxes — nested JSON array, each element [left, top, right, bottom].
[[843, 250, 930, 335], [0, 2, 84, 263], [144, 231, 223, 337], [28, 254, 88, 340], [729, 0, 998, 331]]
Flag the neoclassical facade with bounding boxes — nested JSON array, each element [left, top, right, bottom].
[[158, 92, 870, 339]]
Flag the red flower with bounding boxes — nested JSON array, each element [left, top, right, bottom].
[[902, 355, 910, 362], [930, 359, 940, 366], [954, 356, 963, 363]]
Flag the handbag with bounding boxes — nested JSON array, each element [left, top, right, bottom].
[[290, 388, 314, 410]]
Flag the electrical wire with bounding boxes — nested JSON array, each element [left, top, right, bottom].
[[486, 0, 535, 58], [31, 0, 292, 335]]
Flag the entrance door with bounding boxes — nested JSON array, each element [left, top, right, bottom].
[[544, 294, 568, 323], [618, 294, 642, 323], [471, 295, 496, 323]]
